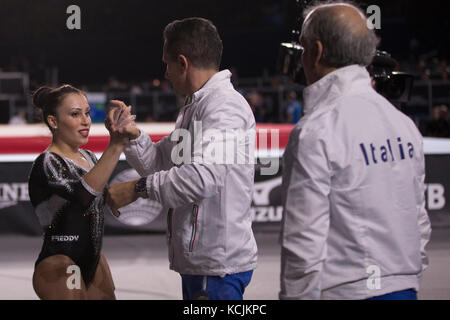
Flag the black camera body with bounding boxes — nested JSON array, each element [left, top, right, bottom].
[[276, 0, 306, 83], [277, 1, 414, 104], [369, 50, 415, 103], [277, 40, 304, 83]]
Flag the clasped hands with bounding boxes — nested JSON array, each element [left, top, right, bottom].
[[104, 100, 139, 141], [105, 100, 141, 217]]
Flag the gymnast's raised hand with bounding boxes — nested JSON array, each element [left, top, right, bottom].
[[105, 100, 140, 140]]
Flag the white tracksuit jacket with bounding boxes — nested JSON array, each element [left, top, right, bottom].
[[124, 70, 258, 276], [279, 65, 432, 300]]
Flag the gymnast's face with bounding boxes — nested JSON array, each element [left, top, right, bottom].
[[50, 93, 91, 147]]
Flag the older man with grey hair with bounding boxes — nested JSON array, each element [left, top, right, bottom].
[[279, 1, 431, 300]]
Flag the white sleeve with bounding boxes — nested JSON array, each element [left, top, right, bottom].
[[143, 101, 254, 208], [279, 127, 331, 300], [124, 130, 175, 176]]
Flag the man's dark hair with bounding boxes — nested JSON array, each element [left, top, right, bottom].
[[163, 17, 223, 70]]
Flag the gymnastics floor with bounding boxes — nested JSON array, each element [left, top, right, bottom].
[[1, 229, 449, 300]]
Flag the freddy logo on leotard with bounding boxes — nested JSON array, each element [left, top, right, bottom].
[[51, 235, 80, 242]]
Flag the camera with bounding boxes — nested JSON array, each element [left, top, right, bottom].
[[276, 0, 308, 83], [277, 2, 414, 105], [369, 50, 415, 104], [277, 40, 304, 83]]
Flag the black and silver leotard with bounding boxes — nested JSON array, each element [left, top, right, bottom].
[[28, 150, 105, 286]]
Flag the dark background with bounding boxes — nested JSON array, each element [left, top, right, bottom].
[[1, 0, 449, 88]]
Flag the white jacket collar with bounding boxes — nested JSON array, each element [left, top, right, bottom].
[[303, 65, 372, 115], [191, 69, 232, 103]]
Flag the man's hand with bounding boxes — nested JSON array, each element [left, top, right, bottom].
[[106, 100, 140, 140], [106, 179, 140, 217]]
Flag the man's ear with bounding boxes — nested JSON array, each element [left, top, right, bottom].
[[314, 40, 324, 67], [178, 54, 189, 73]]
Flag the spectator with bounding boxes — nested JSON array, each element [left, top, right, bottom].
[[438, 59, 448, 81], [285, 91, 303, 124], [247, 91, 267, 122], [105, 76, 128, 92], [417, 59, 431, 81], [9, 109, 27, 125], [230, 66, 240, 87], [424, 105, 450, 137]]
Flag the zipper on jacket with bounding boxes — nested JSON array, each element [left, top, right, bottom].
[[189, 204, 199, 252]]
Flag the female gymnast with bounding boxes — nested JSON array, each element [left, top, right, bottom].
[[28, 84, 134, 299]]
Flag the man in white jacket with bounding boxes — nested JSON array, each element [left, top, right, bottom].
[[106, 17, 257, 300], [279, 2, 431, 300]]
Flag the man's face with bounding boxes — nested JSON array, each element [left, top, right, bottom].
[[299, 33, 315, 86], [299, 13, 325, 86], [162, 42, 186, 95]]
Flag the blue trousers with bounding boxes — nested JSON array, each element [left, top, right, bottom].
[[368, 289, 418, 300], [181, 270, 253, 300]]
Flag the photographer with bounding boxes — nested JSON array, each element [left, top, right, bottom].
[[279, 1, 431, 300]]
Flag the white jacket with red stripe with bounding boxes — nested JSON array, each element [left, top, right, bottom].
[[124, 70, 258, 276]]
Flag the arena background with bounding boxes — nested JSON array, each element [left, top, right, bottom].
[[1, 0, 450, 301]]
